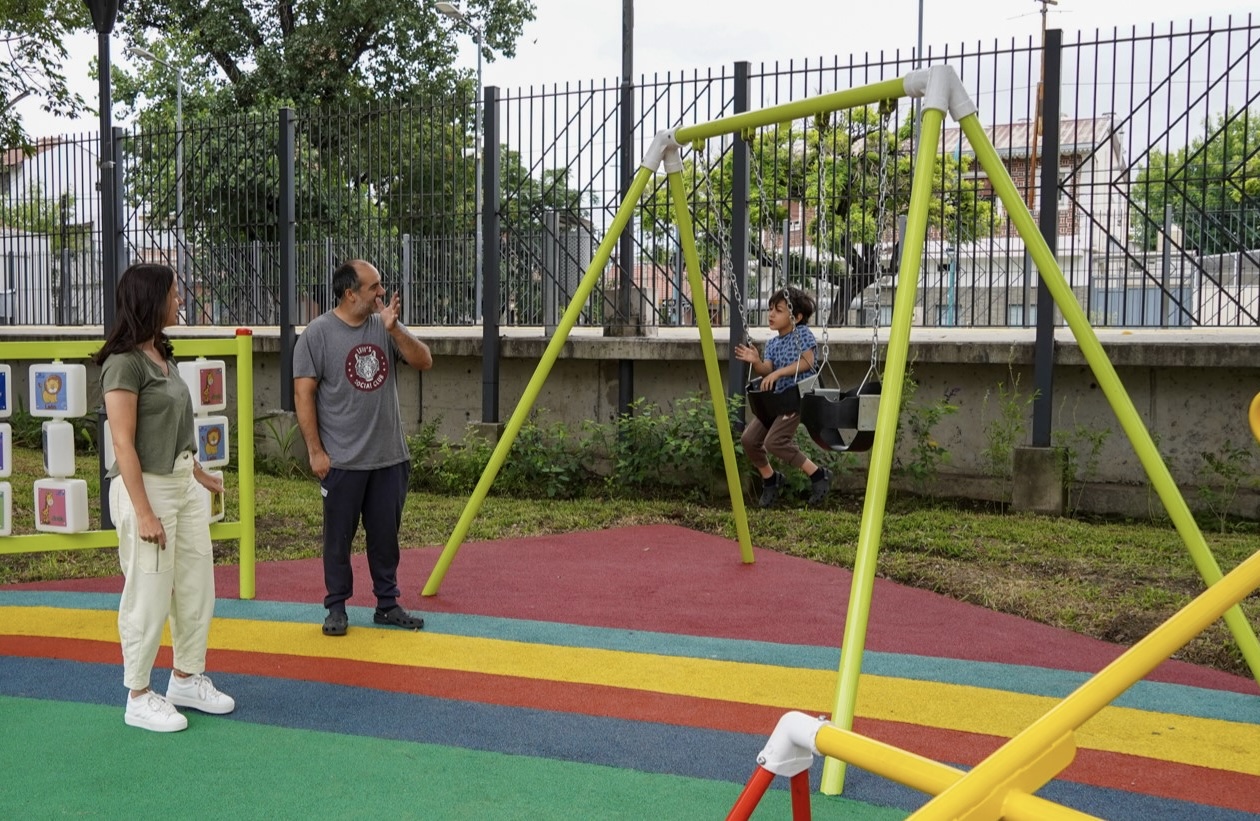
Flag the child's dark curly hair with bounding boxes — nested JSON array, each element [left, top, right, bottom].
[[768, 285, 816, 326]]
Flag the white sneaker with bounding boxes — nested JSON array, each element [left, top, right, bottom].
[[125, 691, 188, 733], [166, 673, 236, 715]]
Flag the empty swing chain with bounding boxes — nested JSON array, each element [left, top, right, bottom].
[[867, 101, 898, 385], [697, 132, 755, 347]]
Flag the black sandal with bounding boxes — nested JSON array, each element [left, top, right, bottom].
[[373, 606, 424, 631], [322, 610, 348, 636]]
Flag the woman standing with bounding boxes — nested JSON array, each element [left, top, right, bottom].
[[93, 263, 235, 732]]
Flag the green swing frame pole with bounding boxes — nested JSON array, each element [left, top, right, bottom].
[[673, 78, 907, 147], [820, 104, 946, 796], [958, 112, 1260, 685], [667, 168, 754, 562], [422, 166, 659, 597]]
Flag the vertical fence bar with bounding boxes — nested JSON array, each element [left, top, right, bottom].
[[729, 61, 750, 403], [481, 87, 501, 425], [278, 107, 296, 412]]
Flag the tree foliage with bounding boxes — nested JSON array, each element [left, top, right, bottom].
[[1131, 108, 1260, 255], [111, 1, 544, 245], [118, 0, 535, 111], [0, 0, 93, 151], [0, 183, 87, 250]]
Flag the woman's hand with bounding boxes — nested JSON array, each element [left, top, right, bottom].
[[138, 512, 168, 548], [759, 371, 781, 392], [194, 465, 225, 494]]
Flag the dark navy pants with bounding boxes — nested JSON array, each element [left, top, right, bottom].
[[320, 460, 411, 612]]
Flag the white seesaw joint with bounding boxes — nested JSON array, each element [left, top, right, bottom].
[[755, 711, 828, 778]]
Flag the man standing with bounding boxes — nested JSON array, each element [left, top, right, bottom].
[[294, 259, 433, 636]]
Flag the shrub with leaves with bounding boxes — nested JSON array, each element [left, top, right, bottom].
[[498, 414, 597, 499], [896, 373, 960, 497], [1196, 440, 1259, 533], [609, 394, 743, 500]]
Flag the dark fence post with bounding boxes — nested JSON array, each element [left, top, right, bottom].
[[729, 61, 751, 405], [1031, 28, 1062, 448], [278, 107, 296, 412], [112, 126, 127, 283], [88, 1, 120, 332], [615, 0, 635, 418], [481, 86, 501, 425]]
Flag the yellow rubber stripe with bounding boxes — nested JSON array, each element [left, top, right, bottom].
[[4, 606, 1256, 775]]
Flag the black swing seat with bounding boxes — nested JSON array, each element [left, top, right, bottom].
[[800, 381, 882, 453], [745, 372, 820, 428]]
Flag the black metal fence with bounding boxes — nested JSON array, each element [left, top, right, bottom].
[[1, 15, 1256, 329]]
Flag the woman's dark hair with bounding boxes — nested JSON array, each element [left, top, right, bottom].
[[92, 263, 176, 365], [768, 285, 816, 326]]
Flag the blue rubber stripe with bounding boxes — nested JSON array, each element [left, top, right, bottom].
[[3, 590, 1257, 725], [0, 655, 1254, 821]]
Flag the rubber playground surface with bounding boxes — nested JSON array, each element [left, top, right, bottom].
[[2, 524, 1258, 819]]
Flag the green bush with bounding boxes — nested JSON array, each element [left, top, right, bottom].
[[396, 392, 870, 505], [608, 395, 743, 501], [498, 415, 598, 500]]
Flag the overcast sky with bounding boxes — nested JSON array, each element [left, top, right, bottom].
[[17, 0, 1257, 137]]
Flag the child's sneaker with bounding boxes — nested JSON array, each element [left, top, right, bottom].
[[808, 467, 831, 506], [758, 471, 784, 508], [166, 672, 236, 715], [124, 690, 188, 733]]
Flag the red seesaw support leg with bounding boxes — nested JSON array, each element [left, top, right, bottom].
[[726, 766, 776, 821], [726, 712, 828, 820], [789, 771, 812, 821]]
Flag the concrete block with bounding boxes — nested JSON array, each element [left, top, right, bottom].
[[469, 421, 507, 445], [1011, 446, 1066, 516]]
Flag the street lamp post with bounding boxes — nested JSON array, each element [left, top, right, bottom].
[[126, 46, 186, 318], [436, 1, 484, 322]]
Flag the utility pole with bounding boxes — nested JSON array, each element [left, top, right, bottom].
[[1028, 0, 1058, 208]]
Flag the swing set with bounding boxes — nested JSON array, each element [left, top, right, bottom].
[[421, 64, 1260, 816]]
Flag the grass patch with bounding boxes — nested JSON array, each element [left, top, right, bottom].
[[1, 450, 1257, 679]]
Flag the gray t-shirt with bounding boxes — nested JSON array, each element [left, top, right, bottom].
[[100, 349, 197, 477], [292, 311, 409, 470]]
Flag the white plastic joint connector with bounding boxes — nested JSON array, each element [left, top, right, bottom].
[[641, 128, 683, 173], [755, 711, 827, 778], [902, 65, 977, 122]]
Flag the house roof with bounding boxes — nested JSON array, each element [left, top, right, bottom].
[[0, 137, 64, 169], [939, 117, 1118, 160]]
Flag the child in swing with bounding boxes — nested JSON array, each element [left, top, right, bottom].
[[734, 285, 831, 507]]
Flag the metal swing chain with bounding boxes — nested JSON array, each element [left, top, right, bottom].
[[866, 101, 898, 384], [814, 121, 834, 378], [748, 127, 814, 382], [697, 133, 753, 345]]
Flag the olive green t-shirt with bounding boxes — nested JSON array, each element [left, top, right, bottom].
[[100, 349, 197, 477]]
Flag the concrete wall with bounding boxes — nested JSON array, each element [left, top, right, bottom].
[[6, 325, 1258, 519]]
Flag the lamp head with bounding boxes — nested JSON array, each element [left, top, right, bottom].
[[85, 0, 122, 34], [435, 1, 461, 17]]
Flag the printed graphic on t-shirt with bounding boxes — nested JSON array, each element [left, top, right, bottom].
[[344, 343, 389, 392]]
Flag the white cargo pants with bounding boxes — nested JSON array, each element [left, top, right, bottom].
[[111, 451, 216, 691]]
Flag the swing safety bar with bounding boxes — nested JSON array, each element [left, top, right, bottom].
[[799, 381, 881, 453]]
